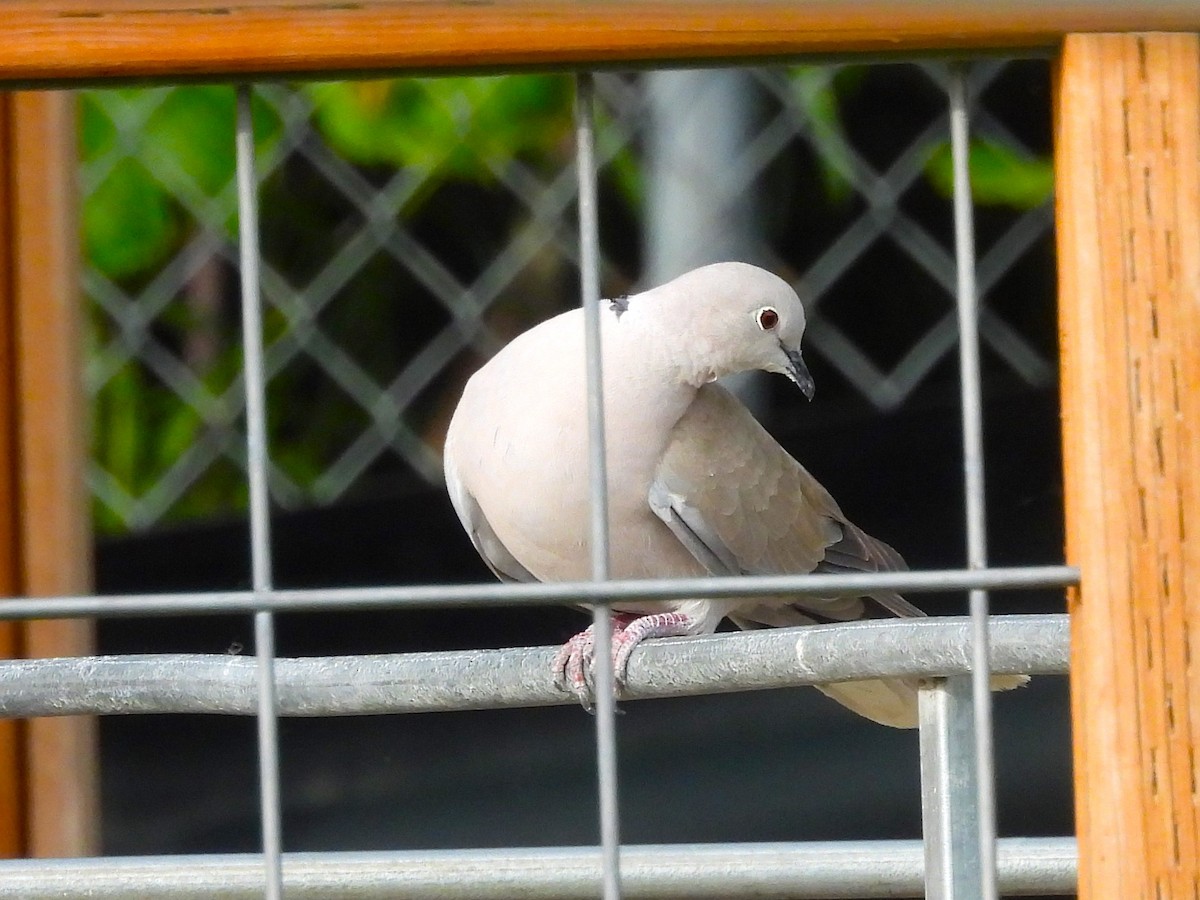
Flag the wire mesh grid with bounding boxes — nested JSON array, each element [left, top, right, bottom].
[[2, 57, 1079, 900]]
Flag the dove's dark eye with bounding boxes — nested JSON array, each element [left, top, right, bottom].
[[755, 307, 779, 331]]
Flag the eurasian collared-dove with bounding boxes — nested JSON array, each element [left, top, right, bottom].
[[444, 262, 1022, 728]]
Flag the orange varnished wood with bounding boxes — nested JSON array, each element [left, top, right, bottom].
[[1056, 33, 1200, 900], [0, 95, 27, 862], [8, 90, 98, 858], [0, 0, 1196, 84]]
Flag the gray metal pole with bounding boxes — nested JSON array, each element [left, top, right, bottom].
[[919, 677, 983, 897], [0, 615, 1068, 719], [645, 69, 768, 413]]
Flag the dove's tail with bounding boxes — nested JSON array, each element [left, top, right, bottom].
[[815, 591, 1029, 729], [815, 678, 923, 729], [814, 674, 1029, 729], [834, 591, 1028, 729], [731, 590, 1029, 728]]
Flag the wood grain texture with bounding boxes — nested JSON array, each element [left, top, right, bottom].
[[1056, 32, 1200, 900], [0, 0, 1198, 84], [2, 91, 97, 858], [0, 95, 29, 862]]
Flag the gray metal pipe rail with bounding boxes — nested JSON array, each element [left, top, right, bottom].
[[0, 838, 1078, 898], [0, 614, 1067, 718]]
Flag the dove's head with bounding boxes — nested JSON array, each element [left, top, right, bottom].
[[635, 262, 815, 398]]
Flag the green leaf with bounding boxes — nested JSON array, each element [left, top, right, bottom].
[[83, 159, 179, 280], [303, 75, 572, 180], [925, 139, 1054, 209], [471, 75, 572, 165], [306, 80, 455, 171], [144, 86, 236, 197], [607, 146, 643, 213], [79, 92, 117, 162], [144, 86, 283, 198], [153, 403, 202, 474], [99, 362, 143, 492], [790, 66, 864, 205]]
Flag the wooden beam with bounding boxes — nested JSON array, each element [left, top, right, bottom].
[[0, 0, 1197, 85], [1056, 32, 1200, 900], [0, 90, 96, 859]]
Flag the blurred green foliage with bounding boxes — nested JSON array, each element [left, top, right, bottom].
[[791, 66, 867, 204], [83, 158, 179, 282], [81, 87, 284, 280], [83, 71, 1053, 532], [307, 78, 572, 177], [84, 76, 579, 531], [82, 77, 576, 284], [924, 138, 1054, 209]]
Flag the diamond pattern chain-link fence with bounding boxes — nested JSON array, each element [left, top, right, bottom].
[[80, 60, 1055, 534]]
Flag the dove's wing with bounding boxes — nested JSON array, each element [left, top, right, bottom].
[[648, 383, 931, 727], [649, 382, 919, 622]]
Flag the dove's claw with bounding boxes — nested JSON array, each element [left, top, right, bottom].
[[551, 626, 593, 699], [552, 611, 698, 708], [611, 611, 693, 679], [552, 615, 636, 708]]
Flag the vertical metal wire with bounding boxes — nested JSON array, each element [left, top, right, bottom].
[[949, 65, 998, 900], [235, 84, 285, 900], [575, 72, 622, 900]]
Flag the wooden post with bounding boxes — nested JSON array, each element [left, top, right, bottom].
[[0, 90, 97, 858], [0, 93, 25, 860], [1056, 33, 1200, 900]]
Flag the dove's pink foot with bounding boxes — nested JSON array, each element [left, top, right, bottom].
[[552, 611, 698, 707]]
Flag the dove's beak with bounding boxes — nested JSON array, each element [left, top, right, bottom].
[[784, 348, 816, 401]]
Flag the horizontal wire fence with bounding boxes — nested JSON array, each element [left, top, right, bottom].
[[0, 566, 1077, 620], [1, 54, 1073, 900]]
